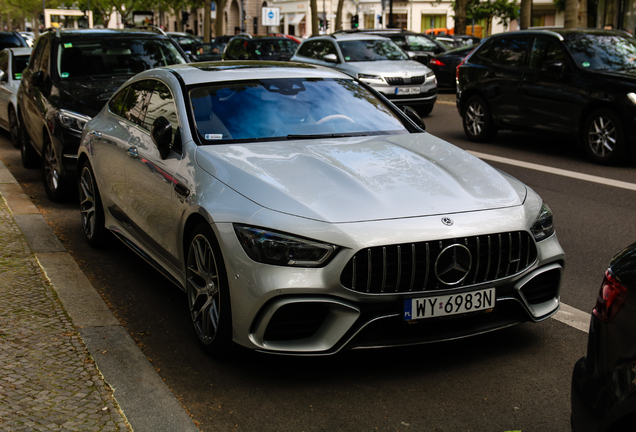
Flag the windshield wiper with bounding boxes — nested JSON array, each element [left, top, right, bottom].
[[286, 132, 370, 140]]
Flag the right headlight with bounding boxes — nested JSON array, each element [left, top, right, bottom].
[[56, 109, 92, 133], [234, 225, 338, 267], [531, 202, 555, 241]]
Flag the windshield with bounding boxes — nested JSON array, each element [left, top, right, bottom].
[[58, 38, 187, 79], [338, 39, 409, 62], [564, 33, 636, 71], [12, 55, 28, 79], [189, 78, 408, 142], [252, 39, 298, 55]]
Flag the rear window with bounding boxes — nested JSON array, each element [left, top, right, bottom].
[[57, 38, 187, 79], [0, 35, 25, 50], [12, 54, 28, 79]]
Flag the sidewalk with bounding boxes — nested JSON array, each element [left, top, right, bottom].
[[0, 160, 199, 431]]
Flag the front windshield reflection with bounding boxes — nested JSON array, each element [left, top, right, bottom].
[[189, 78, 408, 143], [564, 34, 636, 71]]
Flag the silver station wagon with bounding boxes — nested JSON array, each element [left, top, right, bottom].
[[77, 61, 564, 356]]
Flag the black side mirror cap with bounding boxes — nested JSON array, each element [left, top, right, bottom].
[[402, 106, 426, 131], [151, 116, 173, 159]]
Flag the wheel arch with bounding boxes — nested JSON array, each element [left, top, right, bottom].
[[459, 88, 488, 116]]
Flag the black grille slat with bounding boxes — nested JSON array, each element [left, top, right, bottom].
[[340, 231, 538, 294], [384, 75, 426, 85]]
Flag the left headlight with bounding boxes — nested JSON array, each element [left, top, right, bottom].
[[56, 109, 92, 133], [234, 225, 338, 267], [357, 73, 384, 83], [531, 202, 555, 241]]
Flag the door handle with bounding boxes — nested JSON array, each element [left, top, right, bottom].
[[175, 183, 190, 198], [91, 130, 102, 139], [127, 146, 139, 159]]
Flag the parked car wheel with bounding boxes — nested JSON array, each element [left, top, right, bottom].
[[9, 107, 19, 148], [43, 139, 70, 202], [186, 223, 233, 356], [79, 161, 107, 247], [583, 108, 626, 165], [462, 95, 497, 142], [19, 114, 39, 168]]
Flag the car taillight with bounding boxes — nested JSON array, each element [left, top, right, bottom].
[[593, 270, 628, 323], [430, 58, 445, 67]]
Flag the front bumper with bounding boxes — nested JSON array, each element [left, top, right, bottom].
[[215, 211, 565, 355]]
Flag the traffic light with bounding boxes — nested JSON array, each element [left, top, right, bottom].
[[352, 14, 359, 28], [181, 11, 190, 26], [326, 20, 330, 29]]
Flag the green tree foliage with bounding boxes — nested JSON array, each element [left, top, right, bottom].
[[467, 0, 519, 29]]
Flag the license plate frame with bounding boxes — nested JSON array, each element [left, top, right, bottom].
[[404, 287, 496, 321]]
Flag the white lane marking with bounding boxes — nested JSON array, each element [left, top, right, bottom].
[[553, 303, 591, 333], [469, 151, 636, 192]]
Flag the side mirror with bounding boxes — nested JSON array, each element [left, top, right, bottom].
[[151, 116, 173, 159], [323, 53, 338, 63], [402, 106, 425, 130]]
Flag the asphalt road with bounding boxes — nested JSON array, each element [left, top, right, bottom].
[[2, 94, 635, 432]]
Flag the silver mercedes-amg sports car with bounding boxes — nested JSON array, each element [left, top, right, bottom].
[[77, 61, 565, 356]]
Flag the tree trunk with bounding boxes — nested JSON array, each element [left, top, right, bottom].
[[204, 0, 211, 42], [564, 0, 578, 28], [335, 0, 345, 31], [310, 0, 319, 36], [454, 0, 468, 35], [519, 0, 532, 29], [215, 0, 227, 36], [578, 0, 587, 28]]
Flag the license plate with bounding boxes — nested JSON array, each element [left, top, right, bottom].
[[395, 87, 420, 95], [404, 288, 495, 320]]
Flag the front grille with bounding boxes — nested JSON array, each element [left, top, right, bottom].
[[385, 75, 426, 85], [340, 232, 537, 294]]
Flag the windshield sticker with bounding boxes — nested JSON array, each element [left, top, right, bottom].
[[582, 62, 590, 68], [64, 43, 73, 48], [345, 56, 351, 61], [61, 72, 70, 78], [205, 134, 223, 140], [14, 73, 21, 80]]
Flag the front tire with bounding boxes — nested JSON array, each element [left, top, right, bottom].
[[583, 108, 626, 165], [9, 107, 19, 148], [186, 222, 234, 356], [43, 139, 70, 202], [462, 95, 497, 142], [79, 160, 107, 247]]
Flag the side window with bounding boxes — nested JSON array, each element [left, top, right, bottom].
[[108, 87, 131, 117], [298, 41, 336, 60], [38, 39, 51, 77], [406, 36, 438, 51], [390, 36, 408, 49], [225, 39, 244, 59], [143, 81, 178, 138], [29, 37, 47, 71], [493, 37, 531, 68], [297, 41, 320, 58], [120, 80, 155, 127], [529, 39, 567, 70], [472, 39, 496, 64]]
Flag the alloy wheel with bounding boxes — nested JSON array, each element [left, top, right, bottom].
[[588, 115, 616, 158], [79, 166, 97, 240], [465, 101, 485, 137], [187, 233, 221, 344], [44, 142, 60, 194]]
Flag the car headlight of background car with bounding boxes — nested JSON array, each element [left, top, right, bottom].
[[56, 109, 92, 133], [531, 202, 555, 241], [357, 73, 384, 84], [234, 225, 337, 267]]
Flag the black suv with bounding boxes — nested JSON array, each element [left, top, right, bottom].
[[222, 34, 299, 61], [17, 28, 188, 201], [456, 29, 636, 165], [334, 29, 448, 66]]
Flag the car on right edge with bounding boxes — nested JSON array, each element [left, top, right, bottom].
[[456, 29, 636, 165], [571, 241, 636, 432]]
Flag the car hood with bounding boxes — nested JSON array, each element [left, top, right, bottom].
[[55, 77, 130, 118], [342, 60, 432, 76], [195, 133, 526, 223]]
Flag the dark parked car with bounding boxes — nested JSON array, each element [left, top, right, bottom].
[[0, 31, 28, 50], [334, 29, 448, 66], [456, 29, 636, 165], [17, 28, 188, 201], [429, 45, 474, 89], [222, 34, 298, 61], [167, 31, 202, 54], [571, 241, 636, 432], [190, 41, 227, 61]]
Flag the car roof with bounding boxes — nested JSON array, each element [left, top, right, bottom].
[[45, 28, 171, 39], [309, 33, 390, 42], [139, 61, 353, 86], [4, 47, 31, 56], [486, 28, 632, 41]]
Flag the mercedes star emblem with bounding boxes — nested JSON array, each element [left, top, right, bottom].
[[441, 217, 453, 226], [435, 244, 472, 286]]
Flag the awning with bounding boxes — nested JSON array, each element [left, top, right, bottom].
[[289, 13, 305, 26]]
